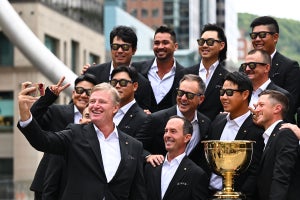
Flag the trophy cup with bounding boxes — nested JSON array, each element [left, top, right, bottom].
[[202, 140, 254, 200]]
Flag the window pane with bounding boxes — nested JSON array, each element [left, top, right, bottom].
[[0, 32, 14, 66], [0, 92, 14, 133]]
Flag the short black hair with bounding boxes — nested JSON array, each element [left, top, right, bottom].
[[155, 25, 177, 43], [169, 115, 193, 135], [74, 73, 97, 86], [111, 65, 138, 83], [200, 23, 227, 62], [250, 16, 279, 34], [224, 71, 253, 103], [110, 26, 137, 50]]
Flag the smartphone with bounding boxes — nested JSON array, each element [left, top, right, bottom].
[[26, 83, 45, 97]]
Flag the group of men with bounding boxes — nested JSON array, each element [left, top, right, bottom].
[[17, 15, 300, 200]]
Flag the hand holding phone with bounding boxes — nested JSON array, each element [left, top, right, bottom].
[[26, 83, 45, 97]]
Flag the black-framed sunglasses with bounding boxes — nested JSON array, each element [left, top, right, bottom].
[[220, 89, 244, 96], [249, 31, 275, 39], [240, 62, 267, 71], [75, 87, 92, 96], [176, 89, 202, 100], [110, 43, 132, 51], [197, 38, 222, 46], [110, 79, 133, 87]]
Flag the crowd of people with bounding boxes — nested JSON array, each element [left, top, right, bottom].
[[17, 15, 300, 200]]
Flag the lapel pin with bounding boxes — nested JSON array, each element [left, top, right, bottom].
[[125, 141, 128, 145], [184, 168, 187, 171]]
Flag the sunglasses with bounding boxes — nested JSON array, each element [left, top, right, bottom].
[[249, 31, 275, 39], [75, 87, 92, 96], [240, 62, 267, 71], [220, 89, 244, 96], [110, 79, 133, 87], [197, 38, 222, 46], [176, 89, 202, 100], [110, 43, 132, 51]]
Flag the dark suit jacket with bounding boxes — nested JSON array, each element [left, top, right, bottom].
[[266, 81, 296, 123], [86, 61, 152, 110], [183, 61, 229, 121], [117, 102, 147, 138], [270, 51, 300, 107], [18, 121, 147, 200], [257, 122, 300, 200], [132, 59, 185, 112], [29, 88, 74, 199], [208, 113, 265, 200], [135, 105, 211, 171], [145, 156, 209, 200]]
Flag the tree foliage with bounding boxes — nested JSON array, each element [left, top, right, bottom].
[[238, 13, 300, 64]]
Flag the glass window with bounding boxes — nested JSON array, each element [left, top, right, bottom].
[[152, 8, 159, 17], [0, 32, 14, 66], [0, 92, 13, 133], [71, 40, 79, 72], [141, 9, 148, 17], [45, 35, 58, 56], [89, 53, 100, 64], [0, 158, 13, 199]]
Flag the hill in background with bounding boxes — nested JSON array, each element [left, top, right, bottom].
[[238, 13, 300, 64]]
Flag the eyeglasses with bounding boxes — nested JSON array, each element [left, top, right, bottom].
[[220, 89, 244, 96], [197, 38, 222, 46], [176, 89, 202, 100], [249, 31, 275, 39], [110, 79, 133, 87], [75, 87, 92, 96], [240, 62, 267, 71], [110, 43, 132, 51]]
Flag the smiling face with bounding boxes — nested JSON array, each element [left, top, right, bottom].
[[111, 36, 136, 67], [153, 32, 178, 62], [176, 80, 204, 121], [164, 118, 191, 157], [198, 30, 225, 63], [220, 80, 249, 119], [72, 81, 94, 113], [111, 71, 137, 106], [251, 25, 278, 55], [88, 90, 119, 127]]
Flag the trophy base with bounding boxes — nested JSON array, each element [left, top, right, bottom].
[[211, 191, 246, 200]]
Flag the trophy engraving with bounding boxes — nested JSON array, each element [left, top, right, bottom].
[[202, 140, 254, 199]]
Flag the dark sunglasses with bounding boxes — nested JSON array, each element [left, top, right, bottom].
[[110, 79, 133, 87], [220, 89, 244, 96], [75, 87, 92, 96], [249, 31, 275, 39], [197, 38, 222, 46], [240, 62, 267, 71], [176, 89, 202, 100], [110, 43, 132, 51]]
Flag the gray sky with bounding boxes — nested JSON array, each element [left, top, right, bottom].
[[235, 0, 300, 21]]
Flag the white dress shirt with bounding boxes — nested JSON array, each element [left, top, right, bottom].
[[148, 58, 176, 104], [113, 99, 136, 125], [176, 106, 200, 155], [199, 60, 219, 86], [161, 153, 185, 199], [263, 120, 282, 149], [249, 79, 271, 109], [94, 124, 121, 183], [74, 105, 82, 124], [210, 111, 251, 190]]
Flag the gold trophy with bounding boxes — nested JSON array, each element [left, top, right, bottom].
[[202, 140, 254, 199]]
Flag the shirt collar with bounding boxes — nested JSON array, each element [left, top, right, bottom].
[[199, 60, 219, 72], [119, 99, 136, 114], [258, 79, 271, 91], [176, 105, 198, 123], [151, 58, 177, 71], [164, 152, 185, 165], [270, 49, 277, 59], [227, 111, 251, 127], [93, 123, 119, 139], [264, 120, 282, 137]]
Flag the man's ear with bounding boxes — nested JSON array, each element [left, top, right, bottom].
[[184, 134, 192, 143]]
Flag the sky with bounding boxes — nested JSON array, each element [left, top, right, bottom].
[[235, 0, 300, 22]]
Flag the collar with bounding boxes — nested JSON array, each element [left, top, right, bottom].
[[270, 49, 277, 60], [227, 110, 251, 127], [151, 58, 177, 71], [119, 99, 136, 114], [164, 152, 185, 165], [93, 123, 119, 139], [258, 79, 271, 91], [176, 106, 198, 123], [199, 60, 219, 72], [264, 120, 282, 137]]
